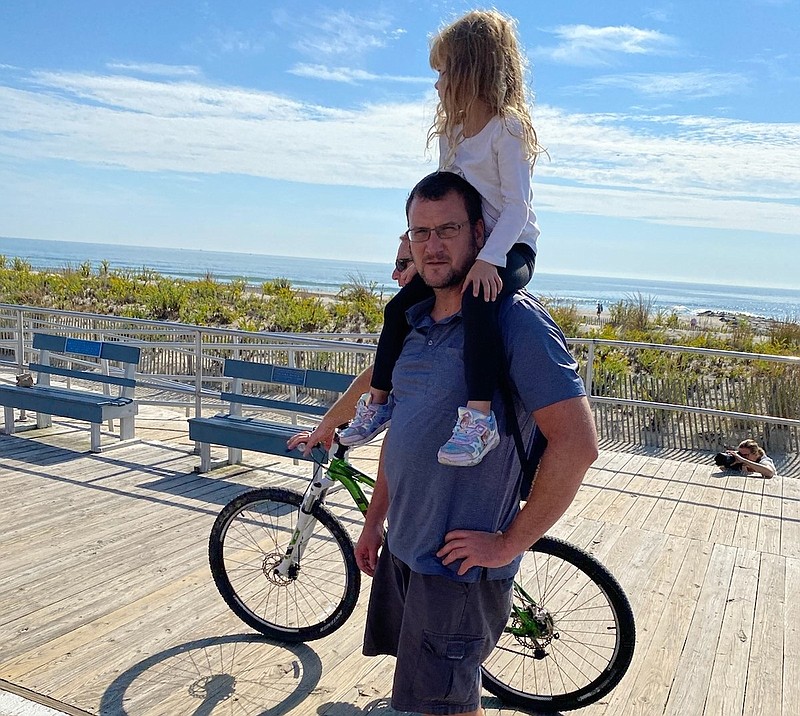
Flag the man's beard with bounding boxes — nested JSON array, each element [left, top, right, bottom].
[[418, 231, 479, 289]]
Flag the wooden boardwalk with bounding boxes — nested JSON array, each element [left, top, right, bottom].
[[0, 406, 798, 716]]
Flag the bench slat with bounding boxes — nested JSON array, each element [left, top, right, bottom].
[[223, 360, 353, 392], [32, 333, 141, 364], [189, 415, 328, 464], [0, 385, 135, 422], [29, 363, 136, 389], [219, 392, 328, 416]]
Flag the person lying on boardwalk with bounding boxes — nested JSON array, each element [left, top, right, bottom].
[[726, 439, 777, 478]]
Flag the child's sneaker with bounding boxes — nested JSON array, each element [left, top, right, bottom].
[[437, 407, 500, 467], [338, 393, 395, 446]]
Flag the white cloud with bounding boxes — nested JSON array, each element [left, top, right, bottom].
[[536, 24, 677, 66], [0, 72, 430, 188], [643, 7, 672, 23], [105, 62, 202, 78], [288, 63, 431, 84], [0, 70, 799, 238], [288, 9, 402, 59], [575, 71, 748, 99]]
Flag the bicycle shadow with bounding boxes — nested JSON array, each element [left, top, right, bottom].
[[99, 634, 322, 715]]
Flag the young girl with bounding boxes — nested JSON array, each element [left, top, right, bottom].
[[339, 10, 542, 467]]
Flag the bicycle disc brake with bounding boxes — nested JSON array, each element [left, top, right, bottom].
[[507, 603, 559, 659], [263, 551, 299, 584]]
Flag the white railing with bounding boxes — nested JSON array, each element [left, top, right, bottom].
[[2, 303, 798, 452], [0, 304, 377, 418]]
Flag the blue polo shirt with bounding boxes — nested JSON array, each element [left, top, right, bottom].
[[382, 290, 586, 582]]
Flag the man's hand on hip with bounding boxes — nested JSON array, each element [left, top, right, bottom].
[[437, 529, 516, 576]]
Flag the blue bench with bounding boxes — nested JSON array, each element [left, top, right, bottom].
[[0, 333, 140, 453], [188, 360, 355, 473]]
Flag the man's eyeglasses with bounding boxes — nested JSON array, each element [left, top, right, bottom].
[[405, 221, 470, 243], [394, 258, 413, 272]]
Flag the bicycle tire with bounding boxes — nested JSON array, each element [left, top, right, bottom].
[[209, 487, 361, 642], [481, 536, 635, 712]]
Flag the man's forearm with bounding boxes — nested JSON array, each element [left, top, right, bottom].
[[502, 397, 598, 556], [502, 446, 593, 555], [365, 440, 390, 530], [323, 365, 373, 428]]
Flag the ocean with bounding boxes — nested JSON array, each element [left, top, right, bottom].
[[2, 236, 799, 321]]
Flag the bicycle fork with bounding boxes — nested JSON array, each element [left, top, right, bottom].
[[273, 471, 335, 580]]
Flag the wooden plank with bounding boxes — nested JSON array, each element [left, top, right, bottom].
[[780, 476, 800, 559], [662, 461, 712, 538], [613, 538, 715, 716], [703, 548, 760, 715], [643, 458, 696, 534], [683, 462, 728, 543], [595, 454, 655, 526], [742, 552, 785, 716], [592, 533, 688, 715], [616, 455, 681, 531], [564, 448, 628, 516], [708, 472, 747, 548], [731, 472, 766, 551], [784, 556, 800, 716], [755, 472, 783, 555], [662, 543, 738, 716], [578, 453, 647, 523]]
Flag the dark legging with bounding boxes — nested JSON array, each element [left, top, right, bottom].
[[371, 243, 536, 401]]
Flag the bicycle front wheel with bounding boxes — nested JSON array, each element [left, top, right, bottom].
[[209, 487, 361, 642], [481, 536, 635, 712]]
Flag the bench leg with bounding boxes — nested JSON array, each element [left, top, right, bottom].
[[120, 417, 135, 441], [37, 412, 52, 429], [90, 423, 102, 453], [228, 447, 243, 466], [200, 442, 212, 472], [3, 406, 15, 435]]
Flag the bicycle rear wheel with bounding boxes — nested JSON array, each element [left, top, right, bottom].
[[209, 487, 360, 642], [481, 536, 635, 712]]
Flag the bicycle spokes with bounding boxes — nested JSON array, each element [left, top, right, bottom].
[[481, 537, 635, 712]]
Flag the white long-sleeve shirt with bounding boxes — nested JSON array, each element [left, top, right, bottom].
[[439, 115, 539, 267]]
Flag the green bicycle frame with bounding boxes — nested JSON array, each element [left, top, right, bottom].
[[273, 445, 375, 578]]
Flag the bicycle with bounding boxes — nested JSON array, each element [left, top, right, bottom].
[[209, 438, 636, 713]]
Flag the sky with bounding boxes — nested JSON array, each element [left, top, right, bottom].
[[1, 0, 799, 288]]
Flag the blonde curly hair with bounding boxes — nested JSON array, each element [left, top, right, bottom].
[[428, 10, 543, 165]]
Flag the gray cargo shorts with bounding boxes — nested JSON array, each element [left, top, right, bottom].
[[363, 546, 513, 715]]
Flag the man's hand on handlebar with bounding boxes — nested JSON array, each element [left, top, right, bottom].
[[286, 421, 336, 457]]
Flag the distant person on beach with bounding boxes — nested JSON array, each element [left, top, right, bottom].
[[725, 439, 777, 478], [596, 302, 603, 316], [690, 317, 698, 329], [338, 9, 543, 469]]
